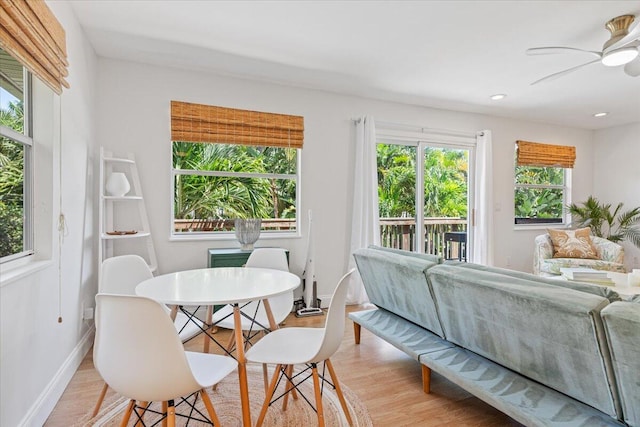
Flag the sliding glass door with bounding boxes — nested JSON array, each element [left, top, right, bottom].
[[377, 138, 472, 258]]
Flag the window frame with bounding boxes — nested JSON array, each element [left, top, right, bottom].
[[375, 129, 475, 254], [169, 143, 302, 241], [513, 164, 572, 228], [0, 68, 33, 264]]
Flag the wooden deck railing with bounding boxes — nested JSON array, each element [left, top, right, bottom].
[[174, 218, 296, 232], [379, 217, 467, 256], [175, 217, 466, 257]]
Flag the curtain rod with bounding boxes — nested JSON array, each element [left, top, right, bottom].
[[351, 117, 479, 138]]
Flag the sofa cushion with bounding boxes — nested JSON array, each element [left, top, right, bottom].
[[353, 247, 444, 337], [447, 261, 622, 302], [349, 308, 452, 361], [421, 347, 624, 427], [427, 264, 619, 417], [548, 227, 599, 259], [540, 257, 626, 275], [601, 301, 640, 427]]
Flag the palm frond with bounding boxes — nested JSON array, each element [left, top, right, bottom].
[[623, 226, 640, 248]]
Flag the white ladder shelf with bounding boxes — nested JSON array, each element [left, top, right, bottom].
[[99, 147, 158, 274]]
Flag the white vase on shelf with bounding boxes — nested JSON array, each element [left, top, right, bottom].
[[105, 172, 131, 197]]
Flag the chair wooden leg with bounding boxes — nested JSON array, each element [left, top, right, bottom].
[[167, 405, 176, 427], [289, 364, 298, 400], [162, 401, 168, 427], [422, 364, 431, 394], [326, 359, 353, 426], [200, 389, 221, 426], [167, 401, 176, 427], [226, 331, 236, 353], [282, 365, 294, 411], [262, 363, 269, 394], [91, 382, 109, 417], [311, 365, 326, 427], [256, 363, 282, 427], [135, 401, 150, 427], [353, 322, 361, 345], [120, 400, 135, 427]]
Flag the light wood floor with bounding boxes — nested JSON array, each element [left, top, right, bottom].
[[45, 305, 521, 426]]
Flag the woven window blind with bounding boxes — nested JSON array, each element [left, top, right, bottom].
[[516, 140, 575, 168], [0, 0, 69, 94], [171, 101, 304, 149]]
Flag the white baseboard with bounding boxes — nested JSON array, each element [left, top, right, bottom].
[[317, 294, 331, 308], [19, 326, 95, 427]]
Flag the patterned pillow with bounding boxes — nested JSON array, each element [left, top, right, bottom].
[[547, 227, 599, 259]]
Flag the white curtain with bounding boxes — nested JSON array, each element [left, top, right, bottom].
[[345, 116, 380, 304], [471, 130, 493, 265]]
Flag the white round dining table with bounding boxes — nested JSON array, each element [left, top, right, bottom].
[[136, 267, 300, 427], [136, 266, 300, 305]]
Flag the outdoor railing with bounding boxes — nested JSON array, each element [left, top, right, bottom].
[[175, 217, 466, 257], [174, 218, 296, 233], [380, 217, 467, 256]]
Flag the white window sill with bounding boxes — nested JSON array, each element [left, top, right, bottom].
[[0, 259, 53, 288], [514, 223, 568, 231], [169, 231, 301, 242]]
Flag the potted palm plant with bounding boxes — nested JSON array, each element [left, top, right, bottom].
[[568, 196, 640, 249]]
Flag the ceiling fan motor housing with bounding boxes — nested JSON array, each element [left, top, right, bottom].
[[603, 15, 635, 50]]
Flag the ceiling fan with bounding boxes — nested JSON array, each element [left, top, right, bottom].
[[527, 14, 640, 85]]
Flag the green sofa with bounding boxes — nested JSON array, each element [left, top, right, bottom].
[[350, 246, 639, 427]]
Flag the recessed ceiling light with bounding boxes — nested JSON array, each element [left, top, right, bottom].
[[593, 112, 609, 117], [490, 94, 507, 100]]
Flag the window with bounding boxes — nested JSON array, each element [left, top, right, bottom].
[[170, 102, 303, 237], [0, 48, 32, 261], [377, 133, 472, 256], [514, 140, 574, 225]]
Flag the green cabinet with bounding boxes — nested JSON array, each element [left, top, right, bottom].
[[207, 248, 289, 268]]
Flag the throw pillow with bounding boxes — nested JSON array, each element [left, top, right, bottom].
[[547, 227, 599, 259]]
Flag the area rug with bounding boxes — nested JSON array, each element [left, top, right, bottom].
[[76, 365, 372, 426]]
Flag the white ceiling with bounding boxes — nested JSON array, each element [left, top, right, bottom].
[[69, 0, 640, 130]]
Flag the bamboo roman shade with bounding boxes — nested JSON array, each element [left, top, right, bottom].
[[0, 0, 69, 94], [171, 101, 304, 149], [516, 140, 576, 168]]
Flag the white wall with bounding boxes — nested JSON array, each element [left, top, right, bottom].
[[0, 3, 98, 425], [96, 58, 596, 294], [593, 122, 640, 271]]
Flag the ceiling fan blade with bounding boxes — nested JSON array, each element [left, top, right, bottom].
[[605, 19, 640, 52], [624, 56, 640, 76], [526, 47, 602, 58], [531, 59, 601, 85]]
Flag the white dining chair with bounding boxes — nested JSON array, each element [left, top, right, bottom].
[[210, 248, 293, 351], [94, 294, 237, 426], [92, 254, 204, 417], [245, 269, 355, 427]]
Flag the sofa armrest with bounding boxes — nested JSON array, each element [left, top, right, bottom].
[[533, 234, 554, 275], [592, 236, 625, 264]]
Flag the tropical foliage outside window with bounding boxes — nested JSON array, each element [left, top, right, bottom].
[[514, 164, 566, 224], [172, 141, 298, 234], [377, 143, 468, 218], [0, 48, 31, 260]]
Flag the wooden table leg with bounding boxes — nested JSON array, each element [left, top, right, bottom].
[[234, 303, 252, 427], [203, 305, 213, 353], [168, 305, 178, 321], [262, 299, 278, 331]]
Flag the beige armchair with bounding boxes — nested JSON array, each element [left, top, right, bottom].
[[533, 233, 625, 276]]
